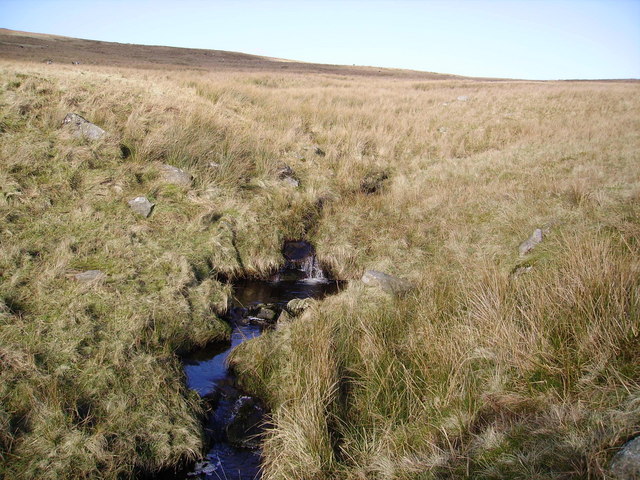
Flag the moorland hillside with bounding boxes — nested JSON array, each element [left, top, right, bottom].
[[0, 29, 638, 479]]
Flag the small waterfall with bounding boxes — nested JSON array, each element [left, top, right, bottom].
[[273, 240, 327, 282], [299, 253, 326, 282]]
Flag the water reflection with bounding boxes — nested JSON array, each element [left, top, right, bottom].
[[178, 278, 343, 479]]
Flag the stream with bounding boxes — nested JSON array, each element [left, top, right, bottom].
[[173, 242, 342, 479]]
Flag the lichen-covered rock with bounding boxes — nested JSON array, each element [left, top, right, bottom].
[[160, 164, 192, 186], [286, 298, 312, 316], [62, 113, 107, 140], [519, 228, 543, 256], [362, 270, 413, 295], [128, 196, 154, 217], [610, 436, 640, 479]]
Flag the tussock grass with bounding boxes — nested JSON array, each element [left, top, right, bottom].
[[0, 58, 638, 478]]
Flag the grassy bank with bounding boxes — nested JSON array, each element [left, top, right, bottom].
[[0, 59, 638, 478]]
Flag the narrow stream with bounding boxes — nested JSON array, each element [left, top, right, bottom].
[[174, 242, 342, 479]]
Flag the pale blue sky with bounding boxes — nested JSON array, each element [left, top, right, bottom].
[[2, 0, 639, 79]]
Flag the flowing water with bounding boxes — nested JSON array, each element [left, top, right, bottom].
[[168, 242, 342, 479]]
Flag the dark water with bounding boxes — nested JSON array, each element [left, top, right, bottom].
[[175, 278, 342, 480]]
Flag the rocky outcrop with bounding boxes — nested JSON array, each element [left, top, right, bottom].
[[362, 270, 413, 295], [610, 436, 640, 479], [128, 196, 154, 217], [160, 164, 192, 187], [62, 113, 106, 141], [519, 228, 543, 256]]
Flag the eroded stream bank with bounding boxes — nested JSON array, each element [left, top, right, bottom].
[[174, 242, 343, 479]]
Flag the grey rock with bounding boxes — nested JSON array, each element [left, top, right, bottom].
[[519, 228, 543, 256], [128, 196, 154, 217], [286, 298, 312, 316], [276, 164, 300, 188], [62, 113, 106, 140], [281, 176, 300, 188], [226, 396, 265, 449], [256, 307, 277, 322], [362, 270, 413, 295], [457, 95, 469, 101], [160, 164, 192, 186], [187, 458, 221, 477], [611, 436, 640, 479], [246, 316, 271, 327], [74, 270, 106, 283]]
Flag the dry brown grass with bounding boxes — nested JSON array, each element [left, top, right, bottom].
[[0, 51, 638, 479]]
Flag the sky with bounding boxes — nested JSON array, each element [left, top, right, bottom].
[[1, 0, 639, 80]]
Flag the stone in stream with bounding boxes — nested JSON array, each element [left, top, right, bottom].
[[62, 113, 107, 141], [610, 436, 640, 479], [160, 164, 192, 186], [518, 228, 543, 256], [286, 298, 313, 316], [362, 270, 413, 295], [74, 270, 106, 283], [255, 307, 277, 322], [128, 196, 154, 217], [226, 396, 266, 449]]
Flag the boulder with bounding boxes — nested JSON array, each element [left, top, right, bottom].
[[62, 113, 106, 141], [286, 298, 312, 316], [74, 270, 106, 283], [128, 196, 154, 217], [160, 164, 192, 186], [256, 307, 277, 322], [362, 270, 413, 295], [225, 396, 265, 449], [610, 436, 640, 479], [518, 228, 543, 256]]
